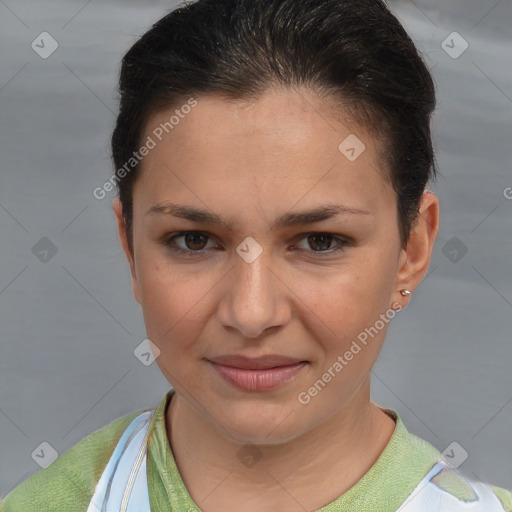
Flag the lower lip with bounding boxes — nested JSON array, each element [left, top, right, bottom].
[[209, 361, 308, 392]]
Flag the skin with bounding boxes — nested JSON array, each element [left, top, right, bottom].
[[113, 87, 440, 512]]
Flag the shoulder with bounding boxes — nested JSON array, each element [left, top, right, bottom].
[[422, 461, 512, 512], [387, 410, 512, 511], [0, 410, 145, 512], [491, 485, 512, 512]]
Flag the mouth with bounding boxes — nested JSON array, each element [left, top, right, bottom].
[[207, 354, 309, 391], [208, 354, 308, 370]]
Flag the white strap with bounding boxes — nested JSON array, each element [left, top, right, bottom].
[[87, 410, 153, 512], [397, 460, 506, 511]]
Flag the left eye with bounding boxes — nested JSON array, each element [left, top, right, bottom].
[[295, 233, 348, 254], [160, 231, 350, 257]]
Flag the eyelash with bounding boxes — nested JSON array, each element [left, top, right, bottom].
[[159, 231, 352, 258]]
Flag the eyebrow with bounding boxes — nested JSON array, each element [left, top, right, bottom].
[[146, 202, 371, 231]]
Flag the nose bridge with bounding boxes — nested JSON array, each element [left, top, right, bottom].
[[219, 238, 288, 338], [237, 248, 270, 301], [235, 241, 275, 313]]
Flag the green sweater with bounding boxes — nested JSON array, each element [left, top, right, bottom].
[[1, 389, 511, 511]]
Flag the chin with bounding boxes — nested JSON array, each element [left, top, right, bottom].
[[210, 404, 304, 446]]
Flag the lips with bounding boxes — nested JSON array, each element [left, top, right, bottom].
[[207, 354, 307, 370], [207, 354, 309, 392]]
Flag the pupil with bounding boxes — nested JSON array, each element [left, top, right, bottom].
[[186, 233, 206, 250], [309, 234, 331, 251]]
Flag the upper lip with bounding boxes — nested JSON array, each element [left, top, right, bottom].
[[208, 354, 307, 370]]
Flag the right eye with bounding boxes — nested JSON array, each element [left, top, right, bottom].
[[159, 231, 221, 257]]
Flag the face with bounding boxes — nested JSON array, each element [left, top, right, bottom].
[[114, 88, 431, 445]]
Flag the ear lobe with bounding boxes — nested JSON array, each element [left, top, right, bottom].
[[112, 198, 141, 305], [394, 191, 440, 305]]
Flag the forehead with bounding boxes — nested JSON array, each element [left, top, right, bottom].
[[134, 88, 393, 220]]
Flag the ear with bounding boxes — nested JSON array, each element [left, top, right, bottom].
[[393, 191, 440, 307], [112, 198, 142, 305]]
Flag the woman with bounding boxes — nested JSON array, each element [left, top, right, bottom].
[[1, 0, 510, 510]]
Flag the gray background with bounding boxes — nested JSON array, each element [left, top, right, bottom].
[[1, 0, 511, 499]]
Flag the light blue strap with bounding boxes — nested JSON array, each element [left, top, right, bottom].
[[87, 410, 153, 512], [397, 460, 506, 511]]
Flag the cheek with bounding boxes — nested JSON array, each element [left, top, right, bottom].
[[302, 254, 397, 357], [305, 260, 393, 324], [135, 252, 199, 348]]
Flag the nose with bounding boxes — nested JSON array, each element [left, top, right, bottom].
[[216, 244, 291, 339]]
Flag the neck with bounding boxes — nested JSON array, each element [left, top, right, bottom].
[[166, 379, 396, 511]]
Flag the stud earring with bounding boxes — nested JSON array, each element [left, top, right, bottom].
[[400, 289, 412, 296]]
